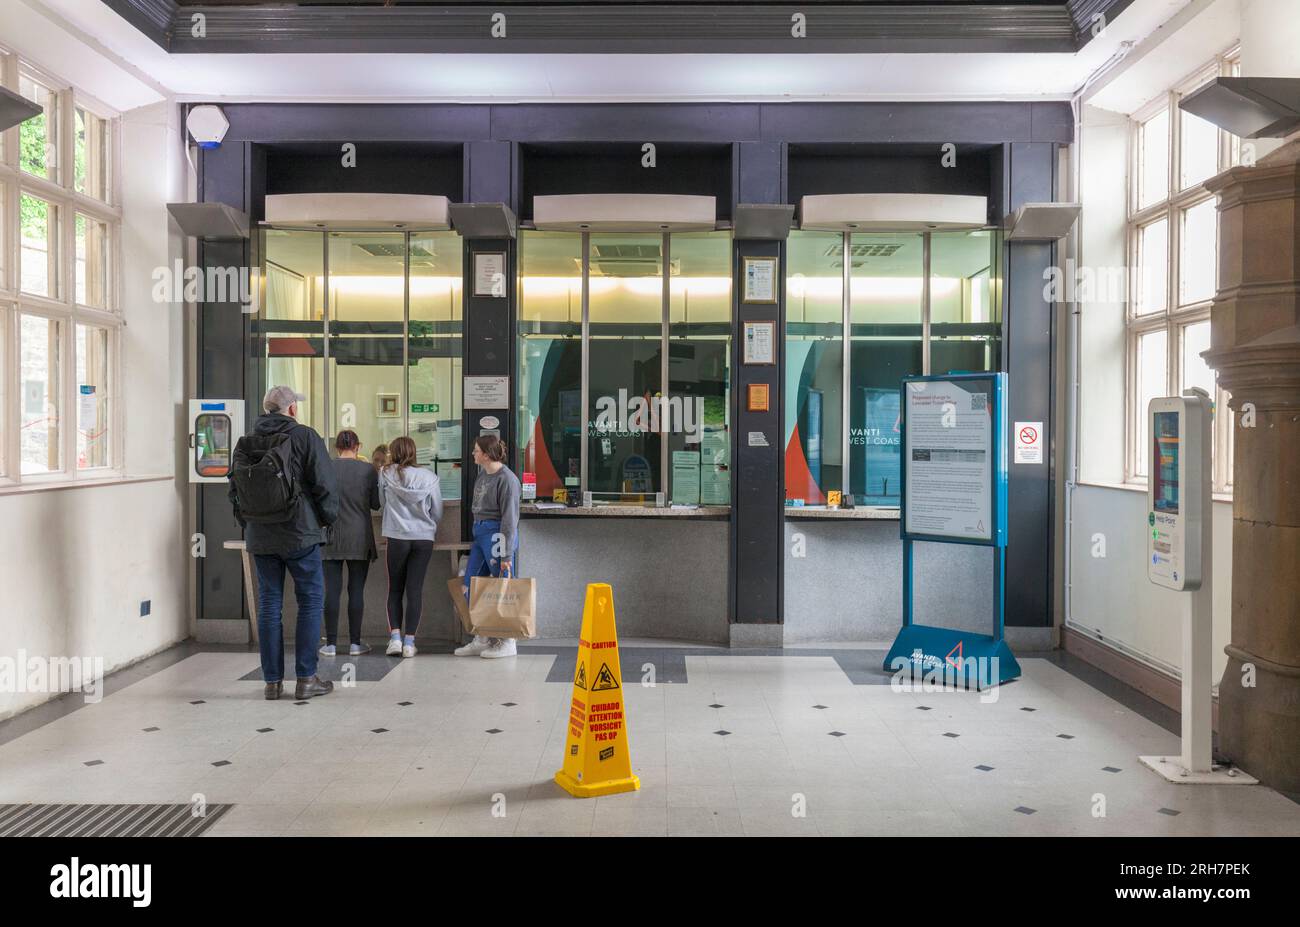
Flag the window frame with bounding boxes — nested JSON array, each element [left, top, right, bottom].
[[515, 228, 735, 505], [783, 227, 1003, 506], [1, 49, 123, 487], [1124, 48, 1239, 495]]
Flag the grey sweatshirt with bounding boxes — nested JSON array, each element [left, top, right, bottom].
[[471, 465, 522, 559], [378, 464, 443, 541]]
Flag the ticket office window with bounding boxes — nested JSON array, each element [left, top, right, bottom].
[[785, 229, 1001, 506], [259, 228, 463, 480], [517, 229, 732, 505]]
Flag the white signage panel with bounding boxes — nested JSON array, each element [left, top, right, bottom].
[[903, 379, 993, 542]]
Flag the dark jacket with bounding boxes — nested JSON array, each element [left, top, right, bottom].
[[229, 413, 339, 555], [322, 457, 380, 561]]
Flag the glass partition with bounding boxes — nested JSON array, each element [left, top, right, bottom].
[[327, 231, 406, 454], [588, 233, 663, 499], [785, 227, 1005, 506], [410, 232, 465, 497], [518, 231, 583, 501], [517, 228, 733, 506], [669, 232, 732, 505], [259, 228, 463, 481], [930, 230, 1001, 375], [785, 231, 844, 504], [262, 228, 325, 436], [849, 232, 923, 504]]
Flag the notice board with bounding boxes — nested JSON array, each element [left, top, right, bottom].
[[901, 373, 1006, 546]]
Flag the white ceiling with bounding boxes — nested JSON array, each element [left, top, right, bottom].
[[10, 0, 1203, 113]]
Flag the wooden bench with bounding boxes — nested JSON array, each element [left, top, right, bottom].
[[224, 538, 475, 646]]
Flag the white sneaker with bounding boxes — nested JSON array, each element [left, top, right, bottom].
[[349, 642, 371, 656], [454, 635, 491, 657], [402, 642, 417, 658], [318, 644, 336, 657], [480, 638, 517, 659], [385, 636, 402, 656]]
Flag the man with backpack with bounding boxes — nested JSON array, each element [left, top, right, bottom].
[[229, 385, 340, 701]]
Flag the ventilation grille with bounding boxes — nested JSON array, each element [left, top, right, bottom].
[[581, 244, 681, 277], [354, 243, 436, 260], [823, 242, 905, 259], [0, 803, 233, 838]]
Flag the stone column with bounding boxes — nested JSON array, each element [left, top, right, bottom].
[[1203, 139, 1300, 794]]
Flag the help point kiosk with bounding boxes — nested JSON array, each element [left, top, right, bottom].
[[1139, 388, 1255, 785], [883, 372, 1019, 689]]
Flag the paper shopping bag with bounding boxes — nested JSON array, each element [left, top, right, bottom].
[[447, 577, 473, 634], [468, 575, 537, 639]]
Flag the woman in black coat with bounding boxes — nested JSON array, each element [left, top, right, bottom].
[[319, 431, 381, 656]]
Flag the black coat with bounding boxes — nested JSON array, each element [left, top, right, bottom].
[[322, 457, 380, 561], [229, 413, 339, 555]]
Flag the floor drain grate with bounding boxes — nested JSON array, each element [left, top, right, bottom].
[[0, 803, 233, 837]]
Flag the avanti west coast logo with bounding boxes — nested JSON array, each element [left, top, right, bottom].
[[591, 389, 705, 443], [50, 858, 151, 907]]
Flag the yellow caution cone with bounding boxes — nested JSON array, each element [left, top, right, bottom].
[[554, 583, 640, 798]]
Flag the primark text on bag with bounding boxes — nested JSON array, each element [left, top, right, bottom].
[[468, 575, 537, 639]]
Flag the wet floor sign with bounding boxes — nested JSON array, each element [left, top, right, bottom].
[[554, 583, 640, 798]]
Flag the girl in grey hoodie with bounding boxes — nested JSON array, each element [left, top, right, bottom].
[[378, 436, 443, 657]]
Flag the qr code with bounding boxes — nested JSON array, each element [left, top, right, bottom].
[[970, 393, 988, 411]]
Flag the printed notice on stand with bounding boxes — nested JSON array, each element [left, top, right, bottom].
[[903, 379, 993, 542]]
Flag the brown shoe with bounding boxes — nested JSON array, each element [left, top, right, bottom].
[[264, 681, 282, 700], [295, 676, 334, 699]]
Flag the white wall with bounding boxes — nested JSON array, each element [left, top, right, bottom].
[[0, 14, 187, 718], [1069, 485, 1232, 680], [1239, 0, 1300, 159], [1066, 4, 1260, 681]]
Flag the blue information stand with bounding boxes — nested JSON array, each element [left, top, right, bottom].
[[882, 372, 1020, 689]]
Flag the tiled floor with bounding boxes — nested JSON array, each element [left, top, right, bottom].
[[2, 645, 1298, 837]]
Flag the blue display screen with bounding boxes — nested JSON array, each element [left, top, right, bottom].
[[1152, 411, 1180, 514]]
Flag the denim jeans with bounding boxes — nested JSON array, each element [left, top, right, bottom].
[[253, 544, 324, 683], [462, 519, 518, 602]]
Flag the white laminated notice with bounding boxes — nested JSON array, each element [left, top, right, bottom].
[[903, 379, 993, 542], [747, 431, 770, 447], [463, 376, 509, 409]]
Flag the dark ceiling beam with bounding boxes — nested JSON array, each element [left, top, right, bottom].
[[1066, 0, 1139, 44], [99, 1, 1141, 54], [100, 0, 176, 50]]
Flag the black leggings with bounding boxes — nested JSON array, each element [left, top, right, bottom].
[[385, 538, 434, 636], [323, 559, 370, 646]]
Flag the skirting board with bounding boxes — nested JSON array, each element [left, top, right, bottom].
[[729, 623, 784, 649], [195, 618, 250, 644], [1004, 626, 1056, 652], [1062, 625, 1219, 732]]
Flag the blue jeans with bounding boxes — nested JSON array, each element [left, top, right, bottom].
[[253, 544, 324, 683], [462, 519, 518, 603]]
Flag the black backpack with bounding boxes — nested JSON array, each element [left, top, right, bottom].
[[230, 433, 300, 523]]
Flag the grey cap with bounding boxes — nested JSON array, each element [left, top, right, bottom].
[[263, 385, 306, 414]]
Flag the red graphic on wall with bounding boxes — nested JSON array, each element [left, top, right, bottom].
[[784, 424, 826, 505]]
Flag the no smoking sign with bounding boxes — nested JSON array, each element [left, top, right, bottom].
[[1014, 421, 1043, 464]]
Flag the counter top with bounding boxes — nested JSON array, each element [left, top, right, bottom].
[[522, 502, 731, 519], [784, 506, 900, 520]]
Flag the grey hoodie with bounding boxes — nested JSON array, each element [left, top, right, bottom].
[[378, 464, 443, 541]]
